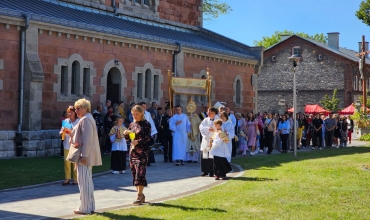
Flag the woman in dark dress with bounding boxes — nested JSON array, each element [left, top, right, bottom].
[[334, 115, 341, 148], [124, 105, 151, 205]]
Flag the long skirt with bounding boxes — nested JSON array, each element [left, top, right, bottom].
[[130, 152, 148, 186], [213, 156, 232, 178], [111, 151, 126, 171], [201, 153, 214, 174]]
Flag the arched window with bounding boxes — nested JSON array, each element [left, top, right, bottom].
[[61, 66, 68, 96], [236, 79, 241, 104], [145, 69, 152, 99], [153, 74, 159, 100], [71, 61, 80, 95], [137, 72, 143, 99], [83, 68, 90, 96]]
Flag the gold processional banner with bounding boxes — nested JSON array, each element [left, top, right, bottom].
[[171, 78, 207, 89]]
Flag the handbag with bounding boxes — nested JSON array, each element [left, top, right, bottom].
[[66, 143, 81, 163]]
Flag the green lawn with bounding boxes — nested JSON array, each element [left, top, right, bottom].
[[85, 146, 370, 220], [0, 154, 111, 190]]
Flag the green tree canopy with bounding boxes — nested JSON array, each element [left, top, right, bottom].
[[355, 0, 370, 26], [253, 30, 327, 49], [320, 89, 341, 112], [203, 0, 232, 20]]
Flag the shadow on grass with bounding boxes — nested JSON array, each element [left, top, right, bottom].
[[149, 203, 226, 212], [233, 146, 370, 171], [94, 212, 161, 219], [231, 177, 277, 182]]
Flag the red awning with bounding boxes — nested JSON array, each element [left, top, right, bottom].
[[304, 104, 329, 115], [338, 104, 355, 115]]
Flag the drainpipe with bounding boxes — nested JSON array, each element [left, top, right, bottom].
[[173, 42, 182, 76], [15, 13, 29, 157]]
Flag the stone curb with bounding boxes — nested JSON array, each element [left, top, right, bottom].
[[58, 163, 245, 219]]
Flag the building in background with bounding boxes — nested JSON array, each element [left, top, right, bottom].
[[0, 0, 263, 157], [257, 33, 369, 114]]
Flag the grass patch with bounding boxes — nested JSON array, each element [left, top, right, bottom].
[[0, 155, 111, 190], [85, 146, 370, 220]]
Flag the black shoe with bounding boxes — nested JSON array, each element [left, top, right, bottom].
[[193, 161, 197, 163], [209, 173, 214, 177], [215, 177, 220, 180], [200, 173, 207, 177], [187, 160, 192, 163], [175, 163, 180, 166]]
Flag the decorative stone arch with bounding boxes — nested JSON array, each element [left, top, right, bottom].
[[233, 75, 244, 108], [100, 60, 127, 104], [131, 63, 163, 104], [53, 53, 96, 102], [193, 70, 215, 106]]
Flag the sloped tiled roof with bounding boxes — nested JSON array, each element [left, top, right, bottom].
[[0, 0, 261, 61], [266, 35, 370, 65]]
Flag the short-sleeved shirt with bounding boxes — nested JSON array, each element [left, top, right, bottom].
[[325, 118, 336, 130], [312, 118, 323, 131]]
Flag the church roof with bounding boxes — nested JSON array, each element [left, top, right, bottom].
[[0, 0, 262, 61], [267, 35, 370, 65]]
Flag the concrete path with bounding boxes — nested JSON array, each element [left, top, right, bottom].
[[0, 153, 242, 220], [0, 140, 366, 219]]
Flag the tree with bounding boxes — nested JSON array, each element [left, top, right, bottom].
[[253, 30, 327, 49], [203, 0, 232, 20], [355, 0, 370, 26], [320, 89, 341, 112]]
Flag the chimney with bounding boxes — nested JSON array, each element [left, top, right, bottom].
[[327, 32, 340, 50], [280, 35, 290, 41], [358, 41, 369, 58]]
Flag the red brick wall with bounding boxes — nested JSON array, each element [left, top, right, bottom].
[[184, 55, 255, 113], [158, 0, 201, 26], [38, 32, 173, 129], [0, 25, 20, 130]]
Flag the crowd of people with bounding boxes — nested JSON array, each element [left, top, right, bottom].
[[58, 99, 356, 214]]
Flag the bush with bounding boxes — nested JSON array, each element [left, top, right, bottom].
[[359, 133, 370, 141]]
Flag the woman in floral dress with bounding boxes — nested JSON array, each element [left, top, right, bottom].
[[124, 105, 151, 205]]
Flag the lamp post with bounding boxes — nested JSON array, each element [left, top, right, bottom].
[[288, 54, 301, 157]]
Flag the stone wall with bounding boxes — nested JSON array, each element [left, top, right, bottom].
[[258, 36, 353, 113], [0, 130, 61, 158]]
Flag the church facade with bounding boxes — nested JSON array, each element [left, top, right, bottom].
[[0, 0, 263, 157]]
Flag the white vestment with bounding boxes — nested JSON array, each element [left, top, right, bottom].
[[169, 113, 191, 161], [199, 116, 220, 159], [209, 132, 230, 158], [144, 111, 158, 136], [222, 120, 235, 162]]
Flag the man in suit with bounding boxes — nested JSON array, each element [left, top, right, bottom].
[[147, 102, 158, 122], [161, 108, 173, 162]]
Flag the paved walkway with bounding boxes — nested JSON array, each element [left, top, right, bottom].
[[0, 140, 366, 219], [0, 153, 243, 219]]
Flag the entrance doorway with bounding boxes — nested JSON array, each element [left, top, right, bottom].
[[106, 67, 121, 104]]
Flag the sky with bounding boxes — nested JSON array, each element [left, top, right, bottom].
[[203, 0, 370, 50]]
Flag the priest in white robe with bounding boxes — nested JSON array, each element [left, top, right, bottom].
[[169, 105, 191, 166], [199, 107, 219, 177]]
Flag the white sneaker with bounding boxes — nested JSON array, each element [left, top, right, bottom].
[[119, 170, 125, 174], [111, 171, 119, 174], [259, 149, 263, 153], [319, 147, 322, 150], [312, 147, 315, 150]]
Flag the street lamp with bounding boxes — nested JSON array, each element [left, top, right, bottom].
[[288, 54, 300, 157]]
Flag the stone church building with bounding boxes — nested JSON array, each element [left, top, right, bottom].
[[0, 0, 263, 157], [257, 33, 369, 113]]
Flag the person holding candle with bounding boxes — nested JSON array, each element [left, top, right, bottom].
[[59, 106, 79, 186], [124, 105, 151, 205], [109, 116, 128, 174]]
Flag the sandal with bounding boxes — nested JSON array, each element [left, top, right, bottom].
[[62, 180, 70, 186], [133, 194, 145, 205]]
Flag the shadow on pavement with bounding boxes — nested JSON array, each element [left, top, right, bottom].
[[0, 210, 59, 220], [94, 213, 162, 220], [149, 203, 227, 212], [231, 176, 277, 182]]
